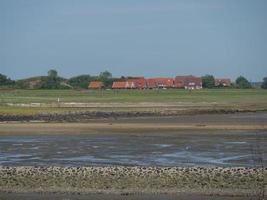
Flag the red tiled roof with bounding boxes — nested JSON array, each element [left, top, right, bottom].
[[154, 78, 174, 88], [112, 81, 127, 89], [125, 81, 136, 89], [126, 78, 147, 89], [88, 81, 104, 89]]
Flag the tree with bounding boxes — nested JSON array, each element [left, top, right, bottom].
[[99, 71, 112, 80], [0, 73, 15, 86], [40, 76, 61, 89], [68, 75, 96, 89], [48, 69, 58, 78], [39, 69, 69, 89], [261, 77, 267, 89], [235, 76, 252, 89], [98, 71, 113, 88], [202, 75, 215, 88]]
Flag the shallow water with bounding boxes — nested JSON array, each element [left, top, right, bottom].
[[0, 130, 266, 167]]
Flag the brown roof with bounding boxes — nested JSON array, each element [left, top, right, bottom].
[[184, 76, 202, 87], [174, 75, 202, 88], [88, 81, 104, 89], [174, 75, 193, 88]]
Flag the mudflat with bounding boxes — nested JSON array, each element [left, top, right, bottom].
[[1, 130, 266, 167], [0, 112, 266, 198]]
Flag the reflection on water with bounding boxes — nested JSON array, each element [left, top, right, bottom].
[[0, 131, 266, 167]]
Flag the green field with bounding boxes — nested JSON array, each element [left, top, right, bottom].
[[1, 89, 267, 103], [0, 89, 267, 115]]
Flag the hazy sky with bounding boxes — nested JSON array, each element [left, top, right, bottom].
[[0, 0, 267, 81]]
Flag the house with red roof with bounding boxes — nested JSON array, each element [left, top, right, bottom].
[[112, 81, 127, 89], [148, 78, 174, 89], [174, 75, 202, 89], [147, 79, 157, 89], [111, 75, 204, 90], [155, 78, 174, 88], [112, 78, 146, 89], [126, 78, 147, 89], [125, 80, 136, 89]]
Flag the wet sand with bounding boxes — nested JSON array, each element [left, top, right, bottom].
[[0, 122, 266, 135], [1, 112, 266, 135]]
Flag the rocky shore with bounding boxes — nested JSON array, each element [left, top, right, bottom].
[[0, 109, 257, 123], [0, 166, 266, 196], [0, 111, 156, 122]]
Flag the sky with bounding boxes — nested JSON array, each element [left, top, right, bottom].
[[0, 0, 267, 81]]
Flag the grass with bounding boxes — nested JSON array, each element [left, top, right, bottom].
[[0, 89, 267, 115], [1, 88, 267, 103]]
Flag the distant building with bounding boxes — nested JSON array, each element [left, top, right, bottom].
[[112, 81, 127, 89], [88, 81, 104, 89], [126, 78, 147, 89], [112, 75, 204, 90], [147, 79, 157, 89], [112, 79, 145, 89], [215, 79, 231, 87], [125, 80, 136, 89], [148, 78, 174, 89], [174, 76, 189, 88], [175, 75, 202, 89]]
